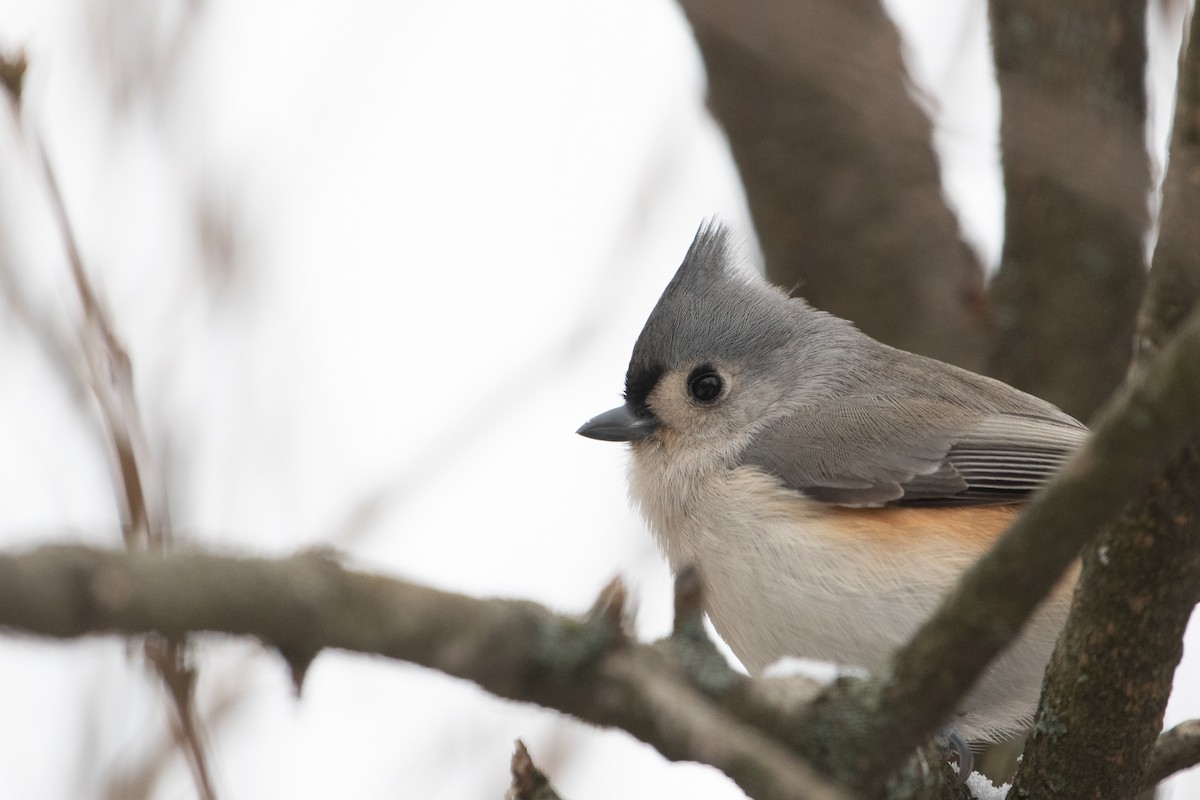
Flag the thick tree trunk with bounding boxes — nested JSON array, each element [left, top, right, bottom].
[[679, 0, 990, 371], [987, 1, 1151, 421]]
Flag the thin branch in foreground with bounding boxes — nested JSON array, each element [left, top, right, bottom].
[[0, 544, 848, 800], [797, 304, 1200, 793]]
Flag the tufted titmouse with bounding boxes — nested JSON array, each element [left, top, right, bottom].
[[578, 222, 1086, 745]]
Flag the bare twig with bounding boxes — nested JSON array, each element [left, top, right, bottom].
[[144, 638, 217, 800], [8, 73, 217, 799], [33, 138, 162, 551], [102, 652, 250, 800], [0, 54, 97, 415]]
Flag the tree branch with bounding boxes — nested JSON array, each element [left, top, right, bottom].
[[1008, 6, 1200, 794], [0, 545, 848, 800], [987, 0, 1150, 420], [506, 741, 563, 800], [73, 286, 1175, 799], [1, 46, 224, 800], [1136, 0, 1200, 366], [1146, 719, 1200, 788], [7, 58, 217, 799], [678, 0, 989, 371], [797, 303, 1200, 793]]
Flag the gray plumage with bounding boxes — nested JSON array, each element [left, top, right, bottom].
[[624, 222, 1087, 509], [578, 220, 1089, 744]]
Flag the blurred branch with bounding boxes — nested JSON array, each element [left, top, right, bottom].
[[1009, 6, 1200, 796], [102, 654, 250, 800], [84, 0, 207, 116], [505, 741, 564, 800], [796, 302, 1200, 794], [0, 50, 105, 417], [4, 256, 1199, 798], [17, 524, 1187, 800], [678, 0, 989, 370], [0, 546, 847, 800], [143, 638, 216, 800], [0, 49, 24, 105], [987, 0, 1151, 419], [0, 228, 92, 415], [2, 47, 218, 800], [34, 127, 218, 800], [34, 129, 164, 552]]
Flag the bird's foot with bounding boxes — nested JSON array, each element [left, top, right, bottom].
[[933, 726, 974, 785]]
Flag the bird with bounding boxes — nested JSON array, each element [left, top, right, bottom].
[[577, 221, 1086, 750]]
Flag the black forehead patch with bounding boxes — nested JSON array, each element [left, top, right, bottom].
[[624, 364, 663, 415]]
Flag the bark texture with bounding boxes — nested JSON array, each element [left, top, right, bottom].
[[679, 0, 990, 371], [987, 0, 1151, 420], [765, 303, 1200, 794], [1009, 7, 1200, 796]]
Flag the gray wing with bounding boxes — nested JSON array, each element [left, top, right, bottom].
[[739, 399, 1088, 508]]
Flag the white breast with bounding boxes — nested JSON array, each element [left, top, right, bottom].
[[627, 447, 1072, 741]]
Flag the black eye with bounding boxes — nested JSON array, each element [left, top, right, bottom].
[[687, 367, 724, 403]]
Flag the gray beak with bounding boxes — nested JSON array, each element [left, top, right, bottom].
[[577, 405, 660, 442]]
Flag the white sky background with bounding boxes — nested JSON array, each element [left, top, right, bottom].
[[0, 0, 1196, 798]]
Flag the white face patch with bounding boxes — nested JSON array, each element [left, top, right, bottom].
[[641, 361, 791, 464], [646, 366, 729, 439]]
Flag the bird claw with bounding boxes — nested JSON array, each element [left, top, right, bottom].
[[933, 726, 974, 785]]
